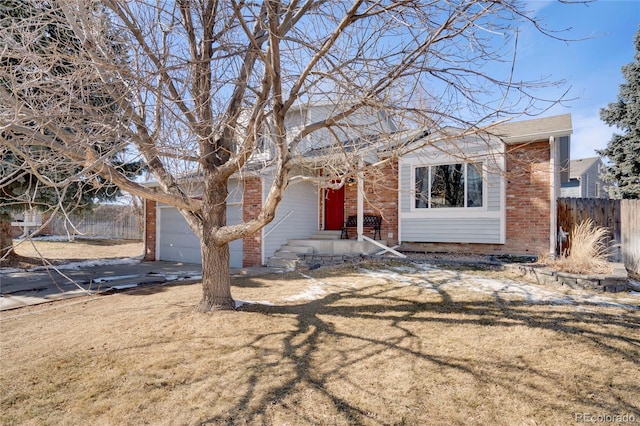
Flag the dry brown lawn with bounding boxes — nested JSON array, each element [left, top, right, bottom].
[[1, 238, 143, 269], [1, 262, 638, 425]]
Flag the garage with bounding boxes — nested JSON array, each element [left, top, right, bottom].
[[157, 203, 243, 268]]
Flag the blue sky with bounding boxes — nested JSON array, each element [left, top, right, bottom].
[[518, 0, 639, 160]]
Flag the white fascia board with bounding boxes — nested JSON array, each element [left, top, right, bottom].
[[502, 129, 571, 145]]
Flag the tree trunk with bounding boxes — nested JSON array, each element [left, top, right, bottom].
[[0, 219, 16, 259], [197, 237, 235, 311], [196, 177, 236, 312]]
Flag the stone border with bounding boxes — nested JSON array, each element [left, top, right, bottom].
[[296, 253, 631, 294], [514, 263, 629, 293]]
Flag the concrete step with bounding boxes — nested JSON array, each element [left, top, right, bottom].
[[280, 245, 314, 254], [310, 230, 342, 240], [266, 257, 300, 270], [273, 250, 301, 260], [287, 238, 387, 255]]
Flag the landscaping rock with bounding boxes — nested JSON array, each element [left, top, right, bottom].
[[516, 263, 629, 293]]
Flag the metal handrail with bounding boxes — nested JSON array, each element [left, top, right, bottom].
[[263, 210, 294, 239], [361, 235, 406, 258]]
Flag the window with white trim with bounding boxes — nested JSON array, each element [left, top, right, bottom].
[[414, 162, 483, 209]]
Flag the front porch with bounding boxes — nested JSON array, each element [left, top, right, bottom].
[[255, 161, 400, 269], [266, 230, 389, 269]]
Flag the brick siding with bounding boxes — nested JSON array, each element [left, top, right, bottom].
[[503, 140, 551, 255], [242, 177, 262, 266], [401, 141, 552, 257], [343, 160, 399, 245], [143, 199, 156, 261]]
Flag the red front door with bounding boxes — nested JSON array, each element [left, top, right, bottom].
[[324, 186, 345, 230]]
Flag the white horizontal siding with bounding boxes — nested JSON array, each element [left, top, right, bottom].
[[262, 178, 319, 262], [400, 163, 412, 213], [560, 181, 581, 198], [227, 179, 243, 204], [486, 172, 501, 211], [401, 218, 502, 244]]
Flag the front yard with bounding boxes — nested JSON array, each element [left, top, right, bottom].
[[1, 261, 638, 425], [1, 237, 143, 269]]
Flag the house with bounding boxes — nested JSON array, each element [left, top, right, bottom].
[[560, 157, 608, 198], [143, 112, 572, 267], [10, 211, 48, 238]]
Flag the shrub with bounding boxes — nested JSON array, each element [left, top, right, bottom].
[[554, 219, 613, 274]]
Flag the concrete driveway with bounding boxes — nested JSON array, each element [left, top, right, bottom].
[[0, 260, 274, 311]]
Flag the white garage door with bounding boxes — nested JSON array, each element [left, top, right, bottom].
[[157, 205, 243, 268]]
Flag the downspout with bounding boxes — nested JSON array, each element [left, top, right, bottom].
[[549, 135, 557, 258], [357, 158, 364, 241]]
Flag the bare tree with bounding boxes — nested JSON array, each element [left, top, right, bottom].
[[1, 0, 575, 310]]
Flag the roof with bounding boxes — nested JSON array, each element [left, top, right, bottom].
[[569, 157, 601, 179], [491, 114, 572, 144]]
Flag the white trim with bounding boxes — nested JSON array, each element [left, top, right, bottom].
[[409, 161, 488, 212], [503, 130, 571, 145], [261, 177, 266, 266], [401, 210, 501, 219], [321, 187, 326, 231], [317, 182, 321, 233], [143, 199, 147, 259], [401, 150, 500, 167], [155, 201, 161, 261]]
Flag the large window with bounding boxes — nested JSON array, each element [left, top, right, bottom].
[[415, 162, 483, 209]]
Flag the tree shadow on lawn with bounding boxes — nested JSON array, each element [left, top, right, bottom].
[[194, 273, 640, 424]]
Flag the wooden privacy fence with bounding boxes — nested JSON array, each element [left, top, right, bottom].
[[49, 205, 143, 240], [557, 198, 639, 274], [620, 200, 640, 275]]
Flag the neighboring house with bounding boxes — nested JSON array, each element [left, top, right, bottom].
[[143, 111, 572, 267], [10, 211, 48, 238], [560, 157, 608, 198]]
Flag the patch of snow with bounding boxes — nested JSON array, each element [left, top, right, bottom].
[[360, 268, 417, 285], [16, 235, 121, 242], [415, 262, 438, 271], [27, 258, 140, 272], [285, 283, 327, 302], [235, 299, 273, 308], [0, 268, 23, 275], [358, 262, 639, 311], [15, 235, 73, 242], [285, 272, 338, 302]]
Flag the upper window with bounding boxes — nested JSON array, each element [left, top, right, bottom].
[[414, 162, 483, 209]]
